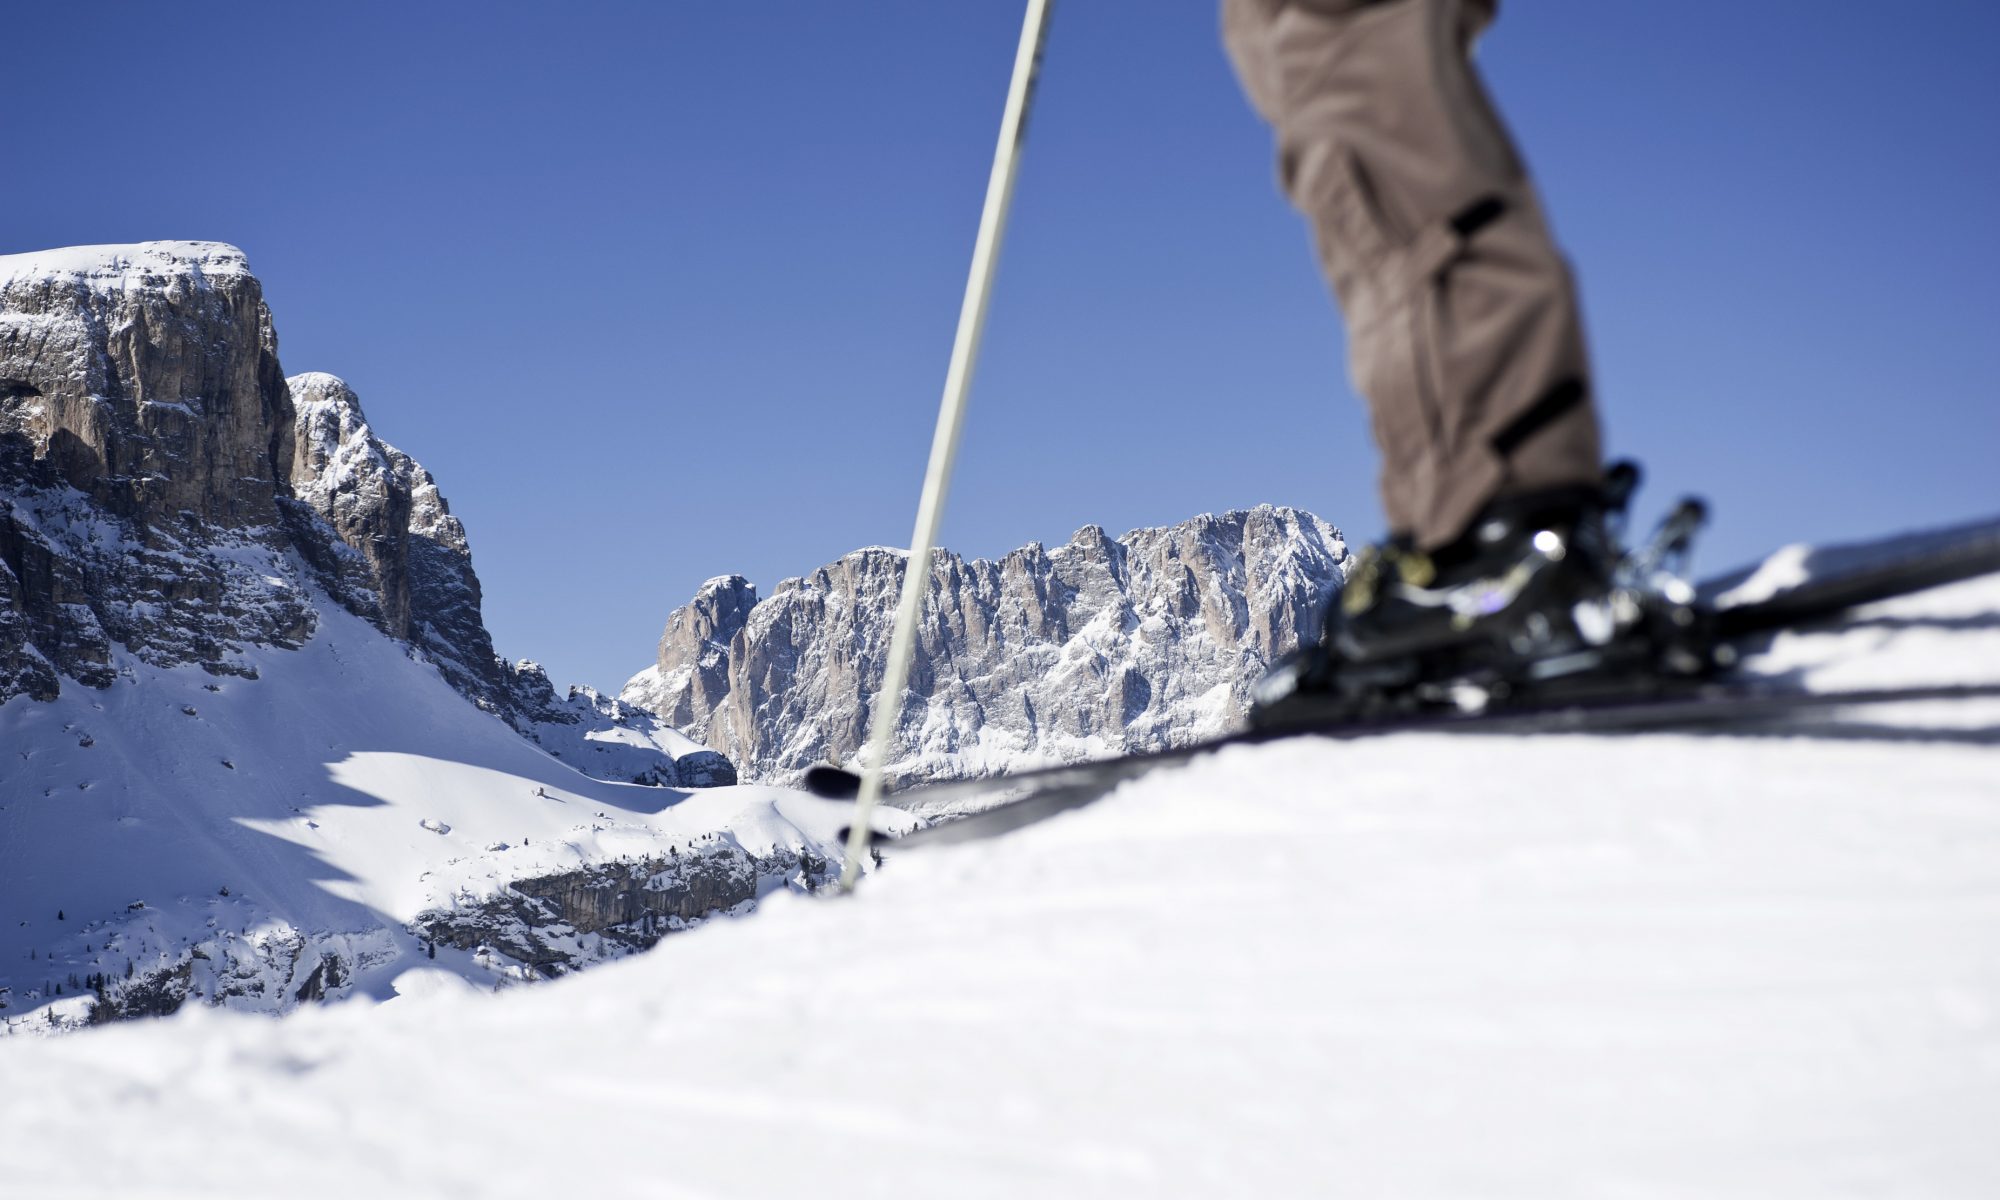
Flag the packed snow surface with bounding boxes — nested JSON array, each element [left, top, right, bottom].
[[4, 577, 1996, 1195]]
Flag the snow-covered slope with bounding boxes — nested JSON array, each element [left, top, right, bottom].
[[0, 585, 870, 1028], [6, 567, 1994, 1196], [505, 667, 736, 787]]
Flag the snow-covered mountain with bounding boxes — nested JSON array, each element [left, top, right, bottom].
[[621, 507, 1353, 784], [0, 242, 791, 1027], [0, 241, 726, 784], [0, 597, 871, 1030]]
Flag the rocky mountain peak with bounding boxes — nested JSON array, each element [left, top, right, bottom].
[[1, 242, 309, 700], [0, 241, 291, 530], [284, 369, 501, 710], [1, 242, 727, 786], [622, 504, 1351, 784]]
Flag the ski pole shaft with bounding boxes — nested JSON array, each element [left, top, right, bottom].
[[840, 0, 1054, 890]]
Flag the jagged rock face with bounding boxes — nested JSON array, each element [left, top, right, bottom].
[[287, 371, 513, 716], [0, 479, 317, 701], [645, 575, 758, 733], [284, 375, 732, 783], [67, 927, 402, 1029], [283, 374, 732, 785], [0, 242, 508, 714], [416, 844, 828, 979], [0, 243, 291, 528], [0, 244, 316, 701], [623, 506, 1351, 783], [288, 372, 420, 639], [0, 244, 461, 709], [0, 242, 729, 788]]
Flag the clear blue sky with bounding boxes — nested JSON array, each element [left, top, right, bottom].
[[13, 2, 1999, 693]]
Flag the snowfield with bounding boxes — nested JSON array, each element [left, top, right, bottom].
[[0, 582, 868, 1023], [1, 575, 1996, 1195]]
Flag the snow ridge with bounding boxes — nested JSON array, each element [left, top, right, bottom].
[[0, 241, 252, 291]]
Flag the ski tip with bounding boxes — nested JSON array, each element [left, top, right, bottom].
[[804, 763, 863, 801], [833, 824, 894, 850]]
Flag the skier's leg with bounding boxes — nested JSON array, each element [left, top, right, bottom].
[[1222, 0, 1602, 551]]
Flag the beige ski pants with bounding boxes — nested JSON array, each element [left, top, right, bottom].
[[1223, 0, 1602, 549]]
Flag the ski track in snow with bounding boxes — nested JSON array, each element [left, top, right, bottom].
[[0, 576, 1995, 1196]]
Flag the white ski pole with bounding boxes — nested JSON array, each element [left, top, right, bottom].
[[839, 0, 1054, 891]]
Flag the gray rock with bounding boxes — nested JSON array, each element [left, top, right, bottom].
[[0, 241, 728, 786], [286, 370, 513, 717], [284, 374, 733, 785], [0, 243, 315, 700], [416, 844, 827, 978], [623, 507, 1351, 784], [0, 243, 290, 529]]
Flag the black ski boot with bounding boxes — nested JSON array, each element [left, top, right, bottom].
[[1251, 464, 1714, 729]]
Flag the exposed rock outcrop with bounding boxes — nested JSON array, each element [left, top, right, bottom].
[[0, 243, 291, 529], [59, 928, 402, 1030], [1, 243, 315, 700], [642, 574, 758, 735], [623, 507, 1351, 783], [284, 371, 730, 785], [0, 241, 728, 787], [505, 662, 738, 787], [288, 371, 497, 697], [415, 843, 830, 979]]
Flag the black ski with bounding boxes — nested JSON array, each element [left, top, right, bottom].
[[1707, 513, 2000, 638], [859, 680, 2000, 851], [814, 513, 2000, 848]]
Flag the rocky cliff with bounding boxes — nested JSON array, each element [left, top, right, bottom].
[[283, 369, 734, 784], [416, 840, 835, 981], [622, 507, 1351, 784], [0, 241, 725, 787], [287, 369, 509, 714], [0, 243, 310, 701]]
